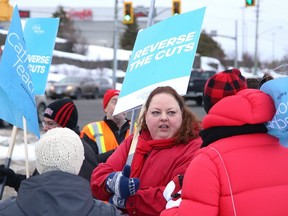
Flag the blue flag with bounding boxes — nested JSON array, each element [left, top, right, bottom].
[[0, 6, 40, 138], [260, 77, 288, 147], [24, 18, 59, 95]]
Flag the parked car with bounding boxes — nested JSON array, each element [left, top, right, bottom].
[[46, 76, 112, 99], [93, 77, 114, 97], [183, 69, 216, 105], [0, 95, 47, 128]]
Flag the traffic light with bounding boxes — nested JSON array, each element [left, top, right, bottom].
[[123, 1, 134, 24], [0, 0, 13, 21], [172, 0, 181, 15], [245, 0, 255, 7]]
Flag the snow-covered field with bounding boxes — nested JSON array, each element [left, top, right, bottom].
[[0, 128, 41, 162], [0, 128, 41, 200]]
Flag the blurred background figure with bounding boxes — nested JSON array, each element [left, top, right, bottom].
[[245, 73, 273, 89], [258, 74, 274, 89], [246, 77, 261, 89]]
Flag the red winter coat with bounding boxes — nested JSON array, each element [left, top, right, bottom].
[[161, 89, 288, 216], [90, 131, 202, 216]]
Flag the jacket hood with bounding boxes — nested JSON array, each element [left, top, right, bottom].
[[17, 171, 94, 216], [202, 89, 275, 129]]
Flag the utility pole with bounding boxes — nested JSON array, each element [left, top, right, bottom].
[[234, 20, 238, 68], [242, 6, 246, 59], [146, 0, 156, 28], [112, 0, 119, 89], [253, 0, 260, 75], [210, 20, 238, 68]]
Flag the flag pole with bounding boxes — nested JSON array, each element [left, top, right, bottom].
[[126, 106, 145, 165], [126, 0, 156, 166], [0, 126, 18, 200], [22, 116, 29, 178]]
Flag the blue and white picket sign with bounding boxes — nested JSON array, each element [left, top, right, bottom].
[[24, 18, 59, 95], [0, 6, 40, 138], [114, 7, 206, 115], [260, 77, 288, 147]]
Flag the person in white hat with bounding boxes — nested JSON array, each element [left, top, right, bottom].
[[0, 127, 124, 216]]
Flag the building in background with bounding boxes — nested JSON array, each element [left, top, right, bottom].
[[0, 6, 171, 48]]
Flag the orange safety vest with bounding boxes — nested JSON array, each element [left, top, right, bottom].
[[81, 121, 130, 154]]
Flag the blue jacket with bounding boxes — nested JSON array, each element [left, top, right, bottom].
[[0, 171, 124, 216]]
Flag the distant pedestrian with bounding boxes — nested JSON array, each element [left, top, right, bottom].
[[259, 73, 274, 88], [246, 77, 261, 89]]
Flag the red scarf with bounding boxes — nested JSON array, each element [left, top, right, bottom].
[[131, 130, 176, 177]]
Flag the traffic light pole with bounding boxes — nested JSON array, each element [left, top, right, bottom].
[[210, 20, 238, 68], [253, 0, 260, 75], [113, 0, 119, 89]]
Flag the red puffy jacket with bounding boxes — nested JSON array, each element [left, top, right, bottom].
[[161, 89, 288, 216]]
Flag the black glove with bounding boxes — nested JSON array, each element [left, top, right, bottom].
[[0, 165, 26, 192]]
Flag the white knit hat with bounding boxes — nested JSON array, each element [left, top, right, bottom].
[[35, 127, 84, 175]]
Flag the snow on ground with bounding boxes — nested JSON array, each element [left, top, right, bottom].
[[0, 142, 36, 161], [0, 129, 41, 162]]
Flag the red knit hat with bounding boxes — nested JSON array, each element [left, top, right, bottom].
[[203, 68, 247, 113], [44, 98, 78, 129], [103, 89, 120, 109]]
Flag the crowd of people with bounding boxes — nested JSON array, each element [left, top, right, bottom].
[[1, 68, 288, 215]]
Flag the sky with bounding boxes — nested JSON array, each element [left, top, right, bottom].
[[8, 0, 288, 62]]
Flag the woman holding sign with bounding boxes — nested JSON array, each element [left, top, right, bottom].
[[90, 86, 202, 216]]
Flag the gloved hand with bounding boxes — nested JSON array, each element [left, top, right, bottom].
[[106, 165, 140, 199], [0, 165, 26, 191], [109, 194, 126, 209], [163, 174, 184, 209]]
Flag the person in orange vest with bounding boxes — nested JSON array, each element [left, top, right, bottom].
[[81, 89, 131, 163]]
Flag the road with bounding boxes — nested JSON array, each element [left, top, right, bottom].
[[47, 98, 207, 129]]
